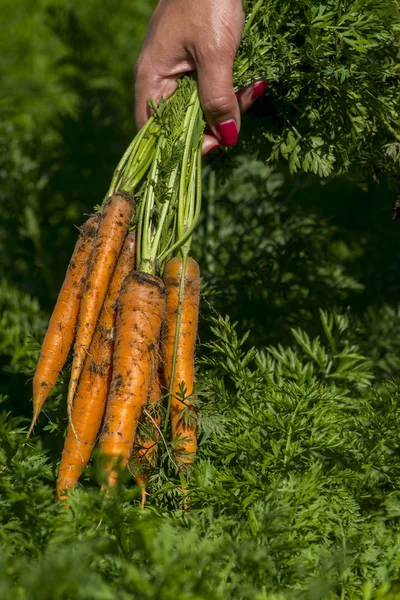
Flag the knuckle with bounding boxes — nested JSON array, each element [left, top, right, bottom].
[[192, 31, 236, 64], [191, 42, 213, 64], [201, 95, 234, 118], [196, 40, 234, 63]]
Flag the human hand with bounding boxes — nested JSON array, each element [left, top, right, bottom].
[[134, 0, 269, 154]]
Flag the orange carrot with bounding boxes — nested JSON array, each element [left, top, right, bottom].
[[131, 345, 163, 507], [56, 232, 136, 500], [29, 214, 99, 436], [67, 193, 134, 425], [161, 256, 200, 471], [99, 272, 165, 487]]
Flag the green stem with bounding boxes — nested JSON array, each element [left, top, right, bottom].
[[184, 156, 196, 226], [105, 115, 155, 198], [159, 141, 203, 262], [148, 165, 180, 272], [122, 133, 157, 185], [123, 143, 156, 190], [177, 92, 199, 240], [135, 184, 146, 270], [105, 138, 138, 198], [138, 135, 165, 274], [243, 0, 263, 34]]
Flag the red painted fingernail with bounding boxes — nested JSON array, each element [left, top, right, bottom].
[[216, 120, 238, 146], [251, 80, 270, 101], [206, 143, 220, 155]]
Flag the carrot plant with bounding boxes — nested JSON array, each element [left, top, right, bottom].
[[2, 0, 400, 584], [25, 0, 400, 499], [3, 303, 400, 597]]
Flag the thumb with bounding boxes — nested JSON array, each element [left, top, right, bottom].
[[195, 53, 240, 146]]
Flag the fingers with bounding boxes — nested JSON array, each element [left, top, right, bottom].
[[134, 50, 196, 130], [203, 80, 270, 155], [134, 55, 179, 130], [135, 71, 269, 153], [236, 79, 270, 113], [195, 51, 240, 147], [134, 0, 245, 134], [203, 133, 222, 155]]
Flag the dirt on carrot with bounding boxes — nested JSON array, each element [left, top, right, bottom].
[[99, 271, 166, 487], [130, 344, 164, 507], [67, 193, 135, 427], [29, 214, 99, 436], [56, 232, 136, 500], [161, 256, 200, 471]]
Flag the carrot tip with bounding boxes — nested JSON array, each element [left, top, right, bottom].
[[27, 417, 37, 438], [140, 487, 147, 509]]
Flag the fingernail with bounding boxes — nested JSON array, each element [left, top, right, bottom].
[[216, 120, 238, 146], [251, 80, 270, 101], [206, 143, 220, 155]]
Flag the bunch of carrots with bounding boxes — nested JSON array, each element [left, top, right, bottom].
[[30, 0, 275, 503], [30, 78, 204, 506]]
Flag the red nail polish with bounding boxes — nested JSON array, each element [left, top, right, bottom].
[[216, 120, 238, 146], [251, 80, 270, 101]]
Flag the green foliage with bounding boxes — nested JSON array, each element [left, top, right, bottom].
[[0, 281, 45, 364], [2, 305, 400, 597], [1, 1, 400, 597], [236, 0, 400, 177], [195, 157, 365, 347], [357, 304, 400, 377]]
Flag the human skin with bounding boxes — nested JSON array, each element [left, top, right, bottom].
[[134, 0, 269, 153]]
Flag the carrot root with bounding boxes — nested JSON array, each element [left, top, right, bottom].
[[161, 256, 200, 472], [56, 232, 136, 500], [130, 345, 164, 506], [67, 193, 135, 439], [100, 271, 166, 487], [29, 214, 99, 436]]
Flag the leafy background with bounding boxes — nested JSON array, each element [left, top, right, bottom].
[[1, 1, 400, 598]]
